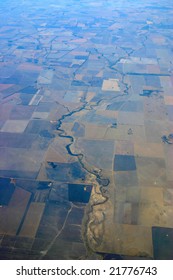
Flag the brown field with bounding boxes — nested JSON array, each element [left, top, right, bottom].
[[0, 187, 31, 235], [19, 202, 45, 238]]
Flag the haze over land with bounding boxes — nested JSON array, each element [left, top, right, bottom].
[[0, 0, 173, 259]]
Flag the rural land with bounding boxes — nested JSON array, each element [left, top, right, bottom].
[[0, 0, 173, 259]]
